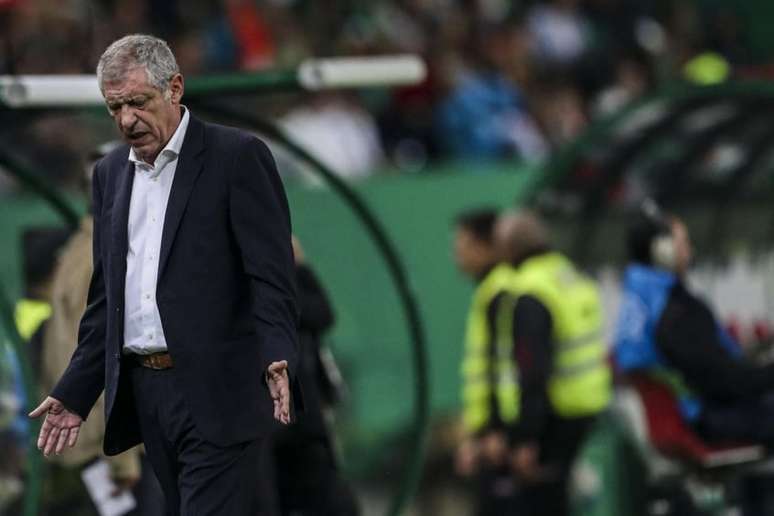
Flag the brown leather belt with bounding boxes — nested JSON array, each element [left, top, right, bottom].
[[131, 352, 173, 370]]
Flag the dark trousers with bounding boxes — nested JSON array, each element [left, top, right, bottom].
[[475, 464, 518, 516], [270, 424, 359, 516], [515, 414, 596, 516], [696, 394, 774, 445], [129, 364, 267, 516]]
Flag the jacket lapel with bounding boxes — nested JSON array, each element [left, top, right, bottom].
[[110, 159, 134, 287], [158, 115, 206, 281]]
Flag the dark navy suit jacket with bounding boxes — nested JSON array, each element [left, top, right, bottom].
[[52, 114, 298, 455]]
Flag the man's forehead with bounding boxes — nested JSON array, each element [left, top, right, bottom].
[[103, 68, 154, 99]]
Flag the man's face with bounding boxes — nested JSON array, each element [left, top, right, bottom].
[[453, 227, 495, 279], [671, 219, 693, 275], [102, 67, 183, 164]]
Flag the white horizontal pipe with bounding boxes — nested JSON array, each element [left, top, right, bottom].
[[0, 55, 427, 107], [0, 75, 103, 107], [297, 55, 426, 90]]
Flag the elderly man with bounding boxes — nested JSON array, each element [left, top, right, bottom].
[[29, 34, 298, 515], [492, 210, 610, 516]]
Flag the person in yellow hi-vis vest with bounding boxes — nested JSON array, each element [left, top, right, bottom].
[[453, 208, 520, 516], [14, 228, 73, 372], [488, 210, 611, 516]]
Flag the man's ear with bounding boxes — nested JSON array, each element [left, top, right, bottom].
[[169, 73, 184, 104]]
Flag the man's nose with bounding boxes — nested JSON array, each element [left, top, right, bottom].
[[119, 105, 137, 130]]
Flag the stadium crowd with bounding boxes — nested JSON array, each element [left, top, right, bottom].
[[0, 0, 761, 187]]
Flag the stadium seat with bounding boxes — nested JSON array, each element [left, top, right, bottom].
[[628, 374, 765, 469]]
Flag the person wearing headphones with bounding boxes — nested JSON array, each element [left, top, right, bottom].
[[615, 201, 774, 445]]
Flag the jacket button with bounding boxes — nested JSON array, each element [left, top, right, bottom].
[[114, 353, 121, 360]]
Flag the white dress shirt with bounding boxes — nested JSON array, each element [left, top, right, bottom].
[[123, 108, 190, 355]]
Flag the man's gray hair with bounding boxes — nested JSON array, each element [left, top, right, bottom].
[[97, 34, 179, 93]]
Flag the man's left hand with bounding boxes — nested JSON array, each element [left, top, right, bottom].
[[267, 361, 291, 424], [511, 443, 543, 482]]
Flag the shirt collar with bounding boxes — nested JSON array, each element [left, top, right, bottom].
[[128, 106, 190, 170]]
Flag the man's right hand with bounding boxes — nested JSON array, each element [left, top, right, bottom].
[[29, 396, 83, 457], [455, 438, 479, 477]]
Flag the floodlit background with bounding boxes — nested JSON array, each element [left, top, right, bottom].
[[3, 0, 774, 515]]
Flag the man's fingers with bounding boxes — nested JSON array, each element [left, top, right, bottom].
[[44, 427, 61, 456], [37, 418, 53, 449], [281, 387, 290, 418], [279, 383, 290, 424], [29, 398, 53, 418], [268, 360, 288, 374], [268, 366, 291, 425], [55, 429, 70, 455], [67, 426, 80, 448]]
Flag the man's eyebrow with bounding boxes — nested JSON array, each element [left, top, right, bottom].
[[106, 94, 149, 107]]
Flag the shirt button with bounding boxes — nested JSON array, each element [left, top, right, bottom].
[[148, 335, 154, 340], [145, 294, 151, 300]]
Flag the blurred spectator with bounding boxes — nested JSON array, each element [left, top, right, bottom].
[[527, 0, 591, 68], [452, 207, 520, 515], [436, 22, 547, 162], [16, 227, 72, 373], [280, 93, 385, 181], [615, 203, 774, 445], [0, 342, 26, 513], [225, 0, 276, 70], [267, 236, 359, 516], [492, 210, 610, 516], [592, 50, 652, 117], [532, 77, 588, 147], [705, 7, 751, 66]]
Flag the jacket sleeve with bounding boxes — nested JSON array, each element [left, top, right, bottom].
[[508, 294, 553, 445], [480, 292, 507, 435], [228, 136, 298, 376], [656, 293, 774, 402], [51, 166, 107, 420]]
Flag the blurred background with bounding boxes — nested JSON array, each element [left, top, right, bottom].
[[3, 0, 774, 515]]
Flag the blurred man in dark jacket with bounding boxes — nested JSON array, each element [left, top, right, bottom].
[[269, 236, 359, 516], [615, 204, 774, 445]]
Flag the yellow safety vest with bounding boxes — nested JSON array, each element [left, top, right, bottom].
[[14, 298, 52, 341], [499, 253, 611, 418], [461, 264, 519, 433]]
